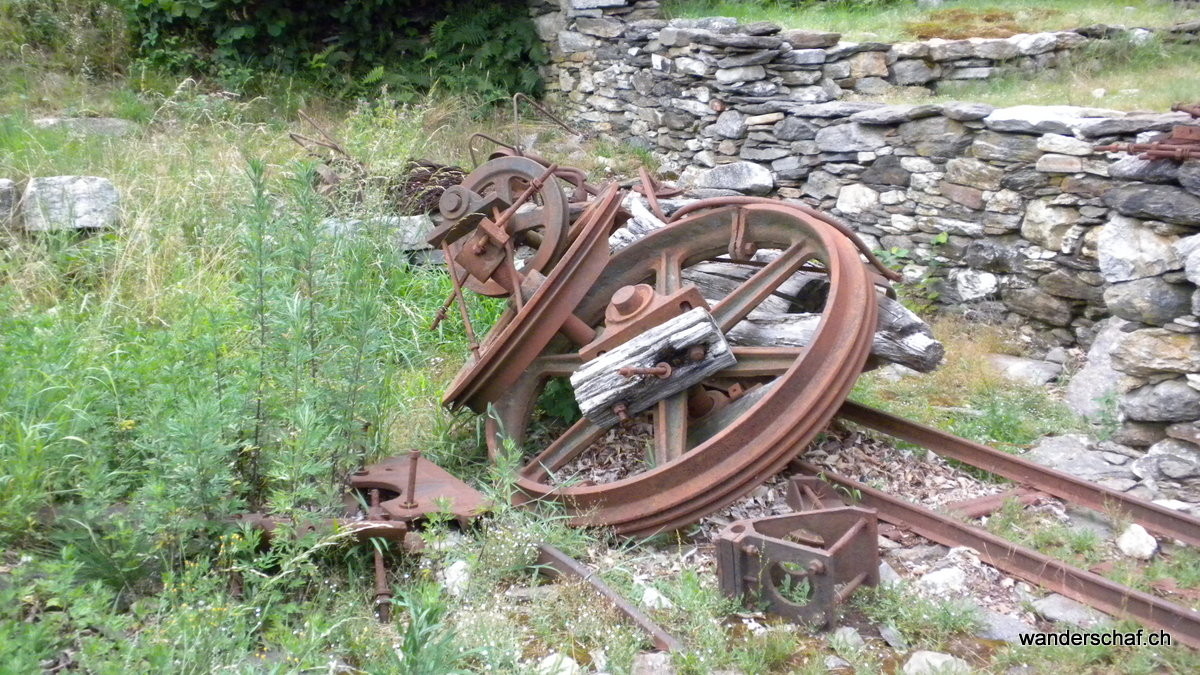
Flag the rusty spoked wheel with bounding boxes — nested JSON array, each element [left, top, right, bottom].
[[485, 202, 881, 537], [446, 156, 571, 297], [443, 184, 622, 413]]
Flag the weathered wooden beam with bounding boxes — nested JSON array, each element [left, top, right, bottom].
[[571, 307, 737, 429]]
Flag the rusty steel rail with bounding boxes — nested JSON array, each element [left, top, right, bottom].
[[790, 462, 1200, 649], [535, 544, 682, 652], [838, 401, 1200, 547]]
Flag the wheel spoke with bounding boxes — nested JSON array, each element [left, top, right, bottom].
[[654, 393, 689, 465], [720, 347, 803, 377], [656, 250, 684, 294], [710, 241, 814, 333], [521, 417, 606, 483], [510, 207, 549, 235]]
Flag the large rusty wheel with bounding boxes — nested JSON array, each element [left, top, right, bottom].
[[444, 156, 571, 297], [485, 202, 881, 537]]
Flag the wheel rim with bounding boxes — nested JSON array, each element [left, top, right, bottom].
[[485, 202, 880, 536]]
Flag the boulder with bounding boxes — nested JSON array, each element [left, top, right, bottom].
[[20, 176, 120, 231], [712, 110, 747, 139], [1122, 379, 1200, 422], [952, 268, 998, 301], [860, 155, 910, 186], [1096, 215, 1182, 283], [1104, 183, 1200, 225], [1038, 269, 1102, 302], [1103, 278, 1193, 326], [898, 116, 970, 157], [835, 184, 879, 214], [773, 116, 817, 141], [693, 162, 774, 195], [891, 59, 939, 85]]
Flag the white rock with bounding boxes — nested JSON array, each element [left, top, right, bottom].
[[631, 652, 674, 675], [1036, 133, 1094, 156], [1115, 523, 1157, 560], [442, 560, 470, 597], [20, 176, 120, 231], [902, 650, 971, 675], [953, 269, 998, 302], [917, 567, 967, 595], [986, 354, 1062, 386], [835, 184, 879, 214], [1096, 214, 1182, 282], [641, 587, 675, 610], [831, 626, 866, 653], [535, 652, 583, 675]]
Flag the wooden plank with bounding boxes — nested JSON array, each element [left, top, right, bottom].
[[571, 307, 736, 429]]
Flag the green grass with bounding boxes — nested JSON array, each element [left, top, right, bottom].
[[664, 0, 1199, 43]]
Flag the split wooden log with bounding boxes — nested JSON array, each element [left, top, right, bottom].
[[571, 307, 737, 429], [684, 262, 944, 373]]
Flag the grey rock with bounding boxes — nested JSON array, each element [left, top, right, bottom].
[[713, 110, 747, 139], [1107, 156, 1179, 184], [0, 178, 14, 224], [891, 59, 940, 85], [20, 176, 120, 231], [1066, 317, 1126, 421], [774, 116, 817, 141], [851, 104, 939, 126], [1104, 183, 1200, 225], [899, 116, 970, 157], [1112, 328, 1200, 377], [987, 354, 1062, 385], [803, 170, 842, 199], [945, 157, 1003, 191], [902, 651, 971, 675], [694, 161, 774, 195], [694, 33, 783, 50], [715, 65, 767, 84], [33, 116, 138, 137], [984, 105, 1122, 135], [1020, 198, 1080, 251], [791, 101, 882, 118], [558, 31, 600, 53], [976, 610, 1035, 643], [942, 101, 995, 121], [879, 624, 908, 650], [1113, 421, 1167, 447], [861, 156, 910, 186], [953, 269, 999, 301], [1002, 286, 1074, 324], [1103, 278, 1194, 326], [1096, 214, 1182, 283], [918, 567, 967, 595], [574, 17, 625, 38], [716, 50, 779, 69], [1178, 159, 1200, 196], [780, 48, 826, 66], [1122, 379, 1200, 423], [1032, 593, 1109, 628], [1038, 269, 1101, 302], [1075, 113, 1193, 138], [740, 145, 789, 161], [815, 123, 888, 153], [1024, 434, 1133, 481], [780, 29, 841, 48], [831, 626, 866, 654], [631, 652, 675, 675], [972, 131, 1041, 163], [1115, 523, 1158, 560]]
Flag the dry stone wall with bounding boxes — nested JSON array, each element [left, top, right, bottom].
[[527, 2, 1200, 457]]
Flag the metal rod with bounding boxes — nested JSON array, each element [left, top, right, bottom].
[[838, 401, 1200, 547], [793, 462, 1200, 649], [402, 451, 420, 509], [535, 544, 682, 652], [442, 242, 480, 357]]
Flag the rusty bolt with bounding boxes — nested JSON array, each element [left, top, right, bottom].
[[808, 560, 826, 575], [687, 344, 707, 362], [609, 284, 653, 318], [613, 403, 630, 424], [741, 544, 759, 555], [618, 362, 673, 379]]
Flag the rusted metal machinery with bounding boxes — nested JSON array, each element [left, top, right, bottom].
[[431, 143, 1200, 644], [716, 477, 879, 627], [1095, 101, 1200, 161]]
